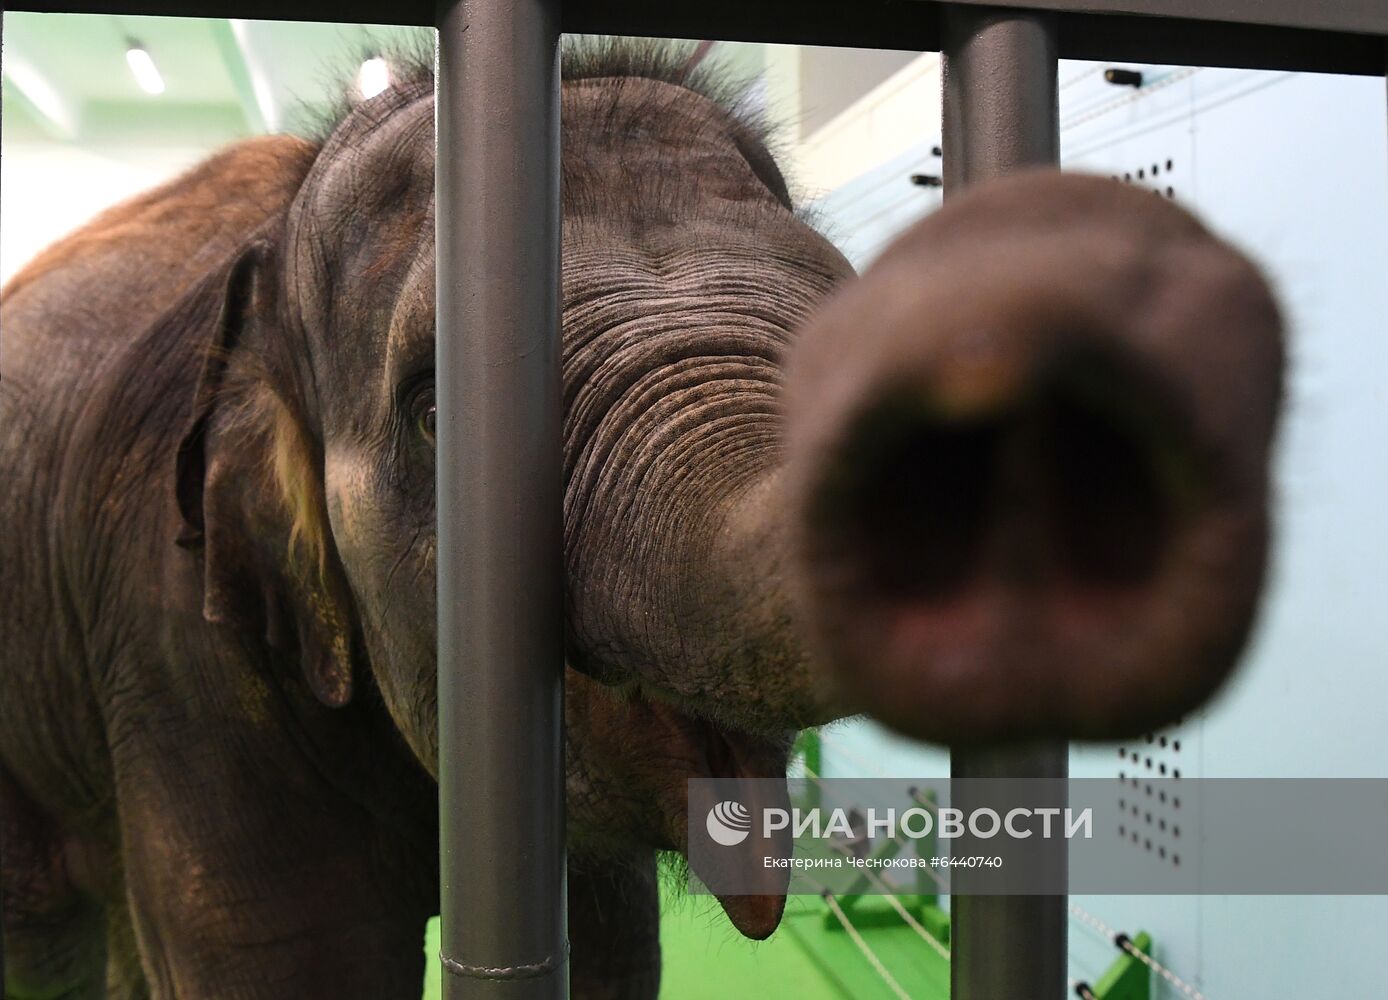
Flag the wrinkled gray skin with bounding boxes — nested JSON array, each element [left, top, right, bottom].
[[0, 61, 847, 999]]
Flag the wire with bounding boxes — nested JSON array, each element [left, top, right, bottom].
[[857, 866, 952, 962], [802, 757, 947, 894], [1059, 65, 1105, 92], [813, 733, 1209, 999], [1068, 903, 1209, 1000], [1061, 67, 1202, 132], [822, 891, 916, 1000]]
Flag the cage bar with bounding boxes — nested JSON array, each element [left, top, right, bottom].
[[7, 1, 1388, 75], [1, 4, 1386, 1000], [941, 8, 1068, 1000], [436, 0, 568, 997]]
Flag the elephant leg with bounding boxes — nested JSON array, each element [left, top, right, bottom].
[[1, 766, 106, 1000], [116, 810, 430, 999], [568, 852, 662, 1000], [118, 835, 430, 998], [109, 740, 433, 1000]]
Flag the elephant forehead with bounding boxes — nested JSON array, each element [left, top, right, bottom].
[[284, 97, 435, 326]]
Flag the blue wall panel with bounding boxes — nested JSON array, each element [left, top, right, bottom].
[[813, 62, 1388, 999]]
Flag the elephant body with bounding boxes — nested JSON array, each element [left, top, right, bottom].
[[1, 43, 1285, 1000], [0, 50, 829, 998], [0, 136, 444, 997]]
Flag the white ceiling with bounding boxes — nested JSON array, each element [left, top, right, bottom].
[[2, 13, 431, 145]]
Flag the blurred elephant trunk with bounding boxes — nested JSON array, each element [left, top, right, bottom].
[[783, 171, 1285, 744]]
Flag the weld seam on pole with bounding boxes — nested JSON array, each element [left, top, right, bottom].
[[440, 946, 570, 981]]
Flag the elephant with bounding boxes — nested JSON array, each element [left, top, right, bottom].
[[0, 44, 1283, 999]]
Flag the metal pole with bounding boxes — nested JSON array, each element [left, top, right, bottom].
[[941, 7, 1067, 1000], [942, 5, 1059, 189], [436, 0, 567, 997], [1, 4, 6, 990]]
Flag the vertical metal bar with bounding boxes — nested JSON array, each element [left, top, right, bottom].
[[1, 3, 6, 989], [435, 0, 567, 997], [941, 7, 1067, 1000], [942, 5, 1059, 189]]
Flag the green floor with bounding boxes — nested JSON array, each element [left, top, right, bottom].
[[422, 890, 951, 1000], [422, 894, 1153, 1000], [661, 894, 950, 1000]]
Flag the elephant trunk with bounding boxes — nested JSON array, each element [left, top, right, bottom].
[[783, 171, 1285, 744]]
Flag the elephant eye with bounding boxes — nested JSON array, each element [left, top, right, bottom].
[[410, 385, 437, 445]]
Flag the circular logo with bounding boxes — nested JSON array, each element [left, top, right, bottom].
[[706, 800, 752, 846]]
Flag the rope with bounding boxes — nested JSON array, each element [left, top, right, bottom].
[[813, 732, 1210, 999], [803, 755, 944, 893], [829, 829, 948, 895], [800, 768, 953, 950], [1068, 903, 1209, 1000], [822, 891, 916, 1000], [858, 866, 951, 962]]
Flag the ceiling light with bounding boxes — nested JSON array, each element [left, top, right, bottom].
[[125, 42, 165, 96], [3, 54, 78, 136], [357, 57, 391, 100]]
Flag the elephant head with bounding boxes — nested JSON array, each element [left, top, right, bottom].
[[171, 49, 1282, 940], [170, 55, 832, 939]]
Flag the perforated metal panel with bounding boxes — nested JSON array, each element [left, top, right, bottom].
[[1115, 727, 1187, 868], [1112, 154, 1181, 200]]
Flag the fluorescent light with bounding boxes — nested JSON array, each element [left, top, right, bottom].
[[3, 54, 78, 137], [125, 43, 165, 96], [229, 19, 280, 133], [357, 57, 390, 100]]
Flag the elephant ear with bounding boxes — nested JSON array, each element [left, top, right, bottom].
[[173, 241, 357, 708]]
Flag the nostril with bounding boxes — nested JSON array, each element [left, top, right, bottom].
[[805, 347, 1206, 604], [1046, 390, 1172, 586], [807, 393, 1004, 602], [1037, 352, 1207, 591]]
